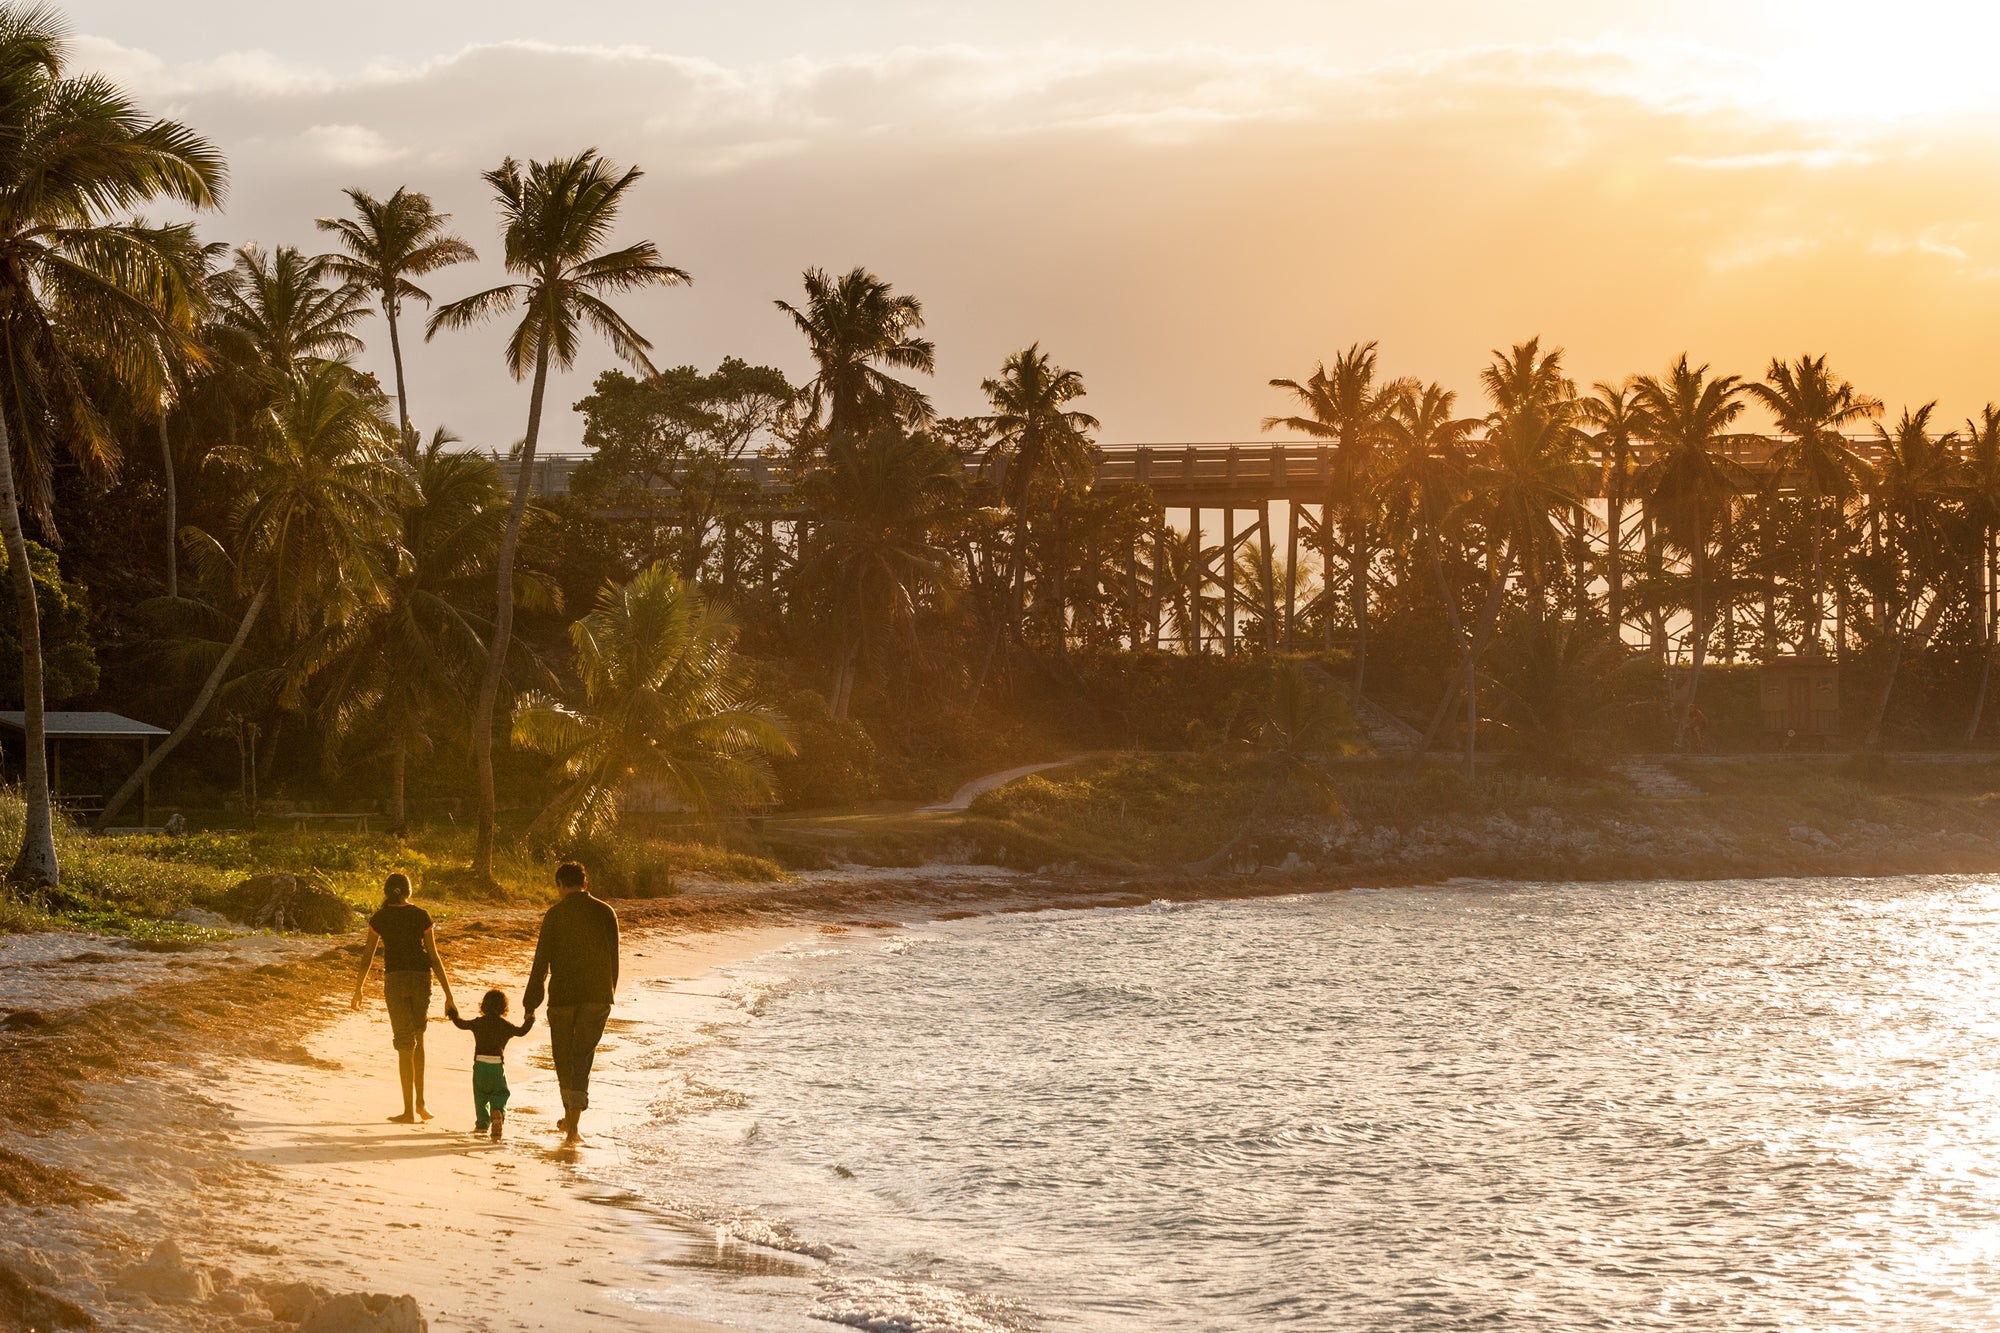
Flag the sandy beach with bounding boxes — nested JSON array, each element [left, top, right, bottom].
[[0, 911, 832, 1331]]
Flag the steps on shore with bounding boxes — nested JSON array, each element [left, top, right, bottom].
[[1342, 689, 1424, 756], [1613, 759, 1703, 799]]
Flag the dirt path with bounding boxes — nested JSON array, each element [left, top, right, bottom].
[[918, 757, 1085, 812]]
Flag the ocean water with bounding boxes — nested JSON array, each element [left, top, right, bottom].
[[597, 877, 2000, 1331]]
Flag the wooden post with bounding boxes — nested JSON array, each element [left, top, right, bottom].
[[1223, 504, 1237, 656], [1149, 521, 1165, 650], [1319, 446, 1335, 651], [762, 519, 775, 588], [1284, 499, 1299, 650], [141, 738, 151, 830], [1190, 505, 1204, 654], [1258, 500, 1276, 651]]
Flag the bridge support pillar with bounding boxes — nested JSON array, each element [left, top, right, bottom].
[[1223, 505, 1236, 656]]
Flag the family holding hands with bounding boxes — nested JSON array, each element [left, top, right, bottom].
[[350, 862, 621, 1146]]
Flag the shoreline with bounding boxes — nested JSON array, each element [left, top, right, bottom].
[[10, 854, 2000, 1328]]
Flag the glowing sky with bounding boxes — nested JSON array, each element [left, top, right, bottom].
[[60, 0, 2000, 448]]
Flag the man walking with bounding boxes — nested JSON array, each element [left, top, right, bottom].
[[522, 861, 620, 1145]]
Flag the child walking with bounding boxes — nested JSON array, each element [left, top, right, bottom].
[[445, 989, 535, 1140]]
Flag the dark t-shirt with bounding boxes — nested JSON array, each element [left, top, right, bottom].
[[448, 1010, 534, 1057], [522, 891, 620, 1009], [368, 902, 434, 974]]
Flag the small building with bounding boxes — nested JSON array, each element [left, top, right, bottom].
[[1758, 658, 1840, 741], [0, 711, 170, 827]]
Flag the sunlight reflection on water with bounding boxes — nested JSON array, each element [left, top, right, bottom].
[[613, 876, 2000, 1331]]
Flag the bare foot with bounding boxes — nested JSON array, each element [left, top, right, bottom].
[[562, 1129, 583, 1146], [387, 1112, 418, 1124], [416, 1106, 435, 1122]]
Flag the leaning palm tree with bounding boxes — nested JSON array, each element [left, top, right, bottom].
[[972, 344, 1098, 691], [427, 150, 689, 882], [1632, 355, 1749, 743], [1746, 355, 1882, 653], [211, 244, 370, 382], [1263, 342, 1410, 684], [0, 5, 223, 882], [99, 361, 408, 828], [776, 266, 935, 451], [512, 562, 793, 846], [317, 187, 477, 450]]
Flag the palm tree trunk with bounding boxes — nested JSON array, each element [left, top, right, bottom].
[[1675, 506, 1707, 748], [1966, 634, 1996, 745], [831, 635, 859, 721], [385, 297, 413, 454], [159, 413, 178, 600], [0, 415, 56, 885], [97, 580, 271, 830], [470, 337, 552, 882], [1865, 625, 1906, 751], [1418, 546, 1513, 757], [1606, 490, 1624, 641], [389, 742, 408, 835], [1351, 514, 1369, 695]]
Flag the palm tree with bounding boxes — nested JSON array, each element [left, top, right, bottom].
[[212, 244, 369, 381], [0, 6, 223, 881], [310, 433, 528, 831], [99, 362, 407, 827], [1382, 381, 1477, 646], [775, 267, 934, 449], [512, 562, 793, 845], [1579, 381, 1646, 641], [1746, 355, 1882, 654], [1632, 355, 1748, 743], [1263, 342, 1409, 686], [1962, 405, 2000, 741], [973, 344, 1098, 689], [427, 150, 688, 882], [1418, 339, 1589, 774], [796, 427, 960, 718], [1862, 404, 1964, 748], [317, 187, 477, 451]]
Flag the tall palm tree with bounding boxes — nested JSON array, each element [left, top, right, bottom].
[[973, 344, 1097, 687], [797, 427, 960, 718], [317, 187, 477, 451], [1631, 355, 1749, 742], [427, 150, 688, 882], [1418, 339, 1589, 773], [1862, 403, 1964, 748], [1579, 381, 1645, 641], [1961, 404, 2000, 742], [99, 361, 407, 827], [1263, 342, 1409, 686], [1381, 381, 1477, 645], [310, 433, 528, 831], [512, 562, 793, 845], [0, 6, 223, 881], [1746, 355, 1882, 654], [775, 267, 934, 450], [211, 244, 369, 381]]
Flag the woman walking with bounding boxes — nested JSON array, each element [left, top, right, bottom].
[[351, 873, 457, 1123]]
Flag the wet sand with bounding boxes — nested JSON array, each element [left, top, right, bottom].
[[217, 924, 809, 1331]]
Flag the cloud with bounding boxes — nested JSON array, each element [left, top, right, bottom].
[[62, 32, 2000, 447], [300, 124, 405, 168]]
